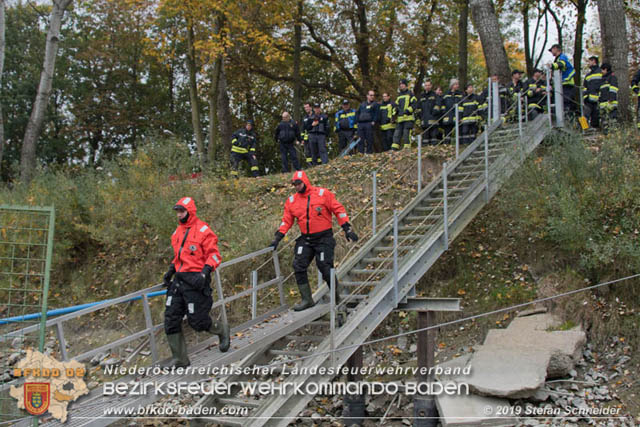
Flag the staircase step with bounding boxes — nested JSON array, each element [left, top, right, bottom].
[[269, 349, 312, 357], [362, 257, 393, 263], [373, 246, 417, 252], [205, 418, 243, 427], [384, 234, 422, 240], [341, 281, 381, 287], [432, 187, 468, 195], [422, 196, 461, 203], [350, 268, 392, 275], [398, 225, 436, 231], [406, 214, 443, 222], [340, 294, 367, 301]]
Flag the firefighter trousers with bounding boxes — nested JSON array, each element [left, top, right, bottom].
[[164, 277, 213, 335]]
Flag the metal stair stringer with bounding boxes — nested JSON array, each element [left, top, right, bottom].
[[243, 115, 552, 427]]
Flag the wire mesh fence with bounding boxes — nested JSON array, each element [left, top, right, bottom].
[[0, 205, 55, 423]]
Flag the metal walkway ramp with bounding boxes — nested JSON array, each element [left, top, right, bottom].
[[5, 71, 564, 425]]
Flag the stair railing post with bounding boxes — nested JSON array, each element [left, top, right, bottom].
[[318, 269, 322, 291], [579, 86, 584, 120], [330, 267, 336, 367], [546, 69, 553, 129], [484, 128, 490, 202], [442, 162, 449, 250], [553, 69, 564, 127], [417, 134, 423, 193], [393, 210, 399, 307], [492, 80, 501, 123], [487, 78, 492, 125], [524, 95, 529, 123], [517, 92, 523, 139], [455, 104, 460, 158], [372, 171, 377, 236], [251, 270, 258, 320]]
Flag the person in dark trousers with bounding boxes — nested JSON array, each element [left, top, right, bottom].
[[275, 111, 302, 173], [309, 104, 329, 165], [163, 197, 230, 367], [355, 90, 379, 154], [434, 86, 445, 143], [599, 63, 618, 133], [379, 93, 396, 151], [269, 171, 359, 311], [549, 44, 577, 117], [583, 56, 602, 128], [334, 100, 357, 153], [459, 84, 481, 144], [392, 79, 417, 150], [418, 79, 439, 145], [230, 120, 259, 178], [442, 79, 463, 143], [526, 69, 547, 120], [301, 103, 314, 166], [632, 69, 640, 130]]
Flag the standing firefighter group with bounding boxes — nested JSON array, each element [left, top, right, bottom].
[[228, 43, 640, 178]]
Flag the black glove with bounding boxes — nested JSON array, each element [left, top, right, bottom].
[[270, 231, 285, 250], [199, 265, 213, 289], [163, 264, 176, 288], [342, 222, 359, 242]]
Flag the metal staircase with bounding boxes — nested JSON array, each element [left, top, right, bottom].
[[7, 81, 558, 426]]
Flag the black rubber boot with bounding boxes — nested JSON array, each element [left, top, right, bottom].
[[165, 332, 190, 368], [210, 320, 230, 353], [293, 282, 315, 311]]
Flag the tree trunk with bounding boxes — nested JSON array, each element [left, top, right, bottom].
[[523, 0, 533, 76], [186, 21, 206, 169], [292, 0, 303, 123], [598, 0, 631, 120], [0, 0, 5, 178], [458, 0, 469, 88], [217, 61, 233, 159], [469, 0, 511, 83], [573, 0, 588, 87], [19, 0, 73, 184], [207, 13, 224, 164], [414, 0, 439, 95], [351, 0, 372, 92]]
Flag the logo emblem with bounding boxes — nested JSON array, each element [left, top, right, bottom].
[[24, 383, 50, 415], [189, 245, 197, 252]]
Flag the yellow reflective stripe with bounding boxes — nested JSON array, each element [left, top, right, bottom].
[[610, 86, 619, 93], [585, 73, 602, 81], [380, 123, 396, 130], [250, 148, 256, 151], [232, 146, 248, 153], [250, 166, 259, 171]]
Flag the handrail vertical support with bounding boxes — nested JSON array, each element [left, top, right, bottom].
[[454, 104, 460, 158], [272, 250, 285, 307], [442, 162, 449, 250], [55, 323, 69, 362], [251, 270, 258, 320], [484, 129, 490, 202], [372, 171, 377, 236], [487, 78, 492, 125], [330, 268, 336, 368], [214, 270, 228, 326], [579, 86, 584, 120], [524, 95, 529, 123], [393, 211, 399, 307], [517, 92, 523, 139], [141, 293, 158, 364], [417, 134, 423, 193], [546, 70, 553, 129], [553, 69, 565, 127], [492, 80, 501, 123]]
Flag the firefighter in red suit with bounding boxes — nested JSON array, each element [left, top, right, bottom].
[[162, 197, 230, 367], [270, 171, 359, 311]]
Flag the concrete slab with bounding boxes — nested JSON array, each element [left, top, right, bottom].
[[436, 390, 518, 426], [465, 347, 550, 399], [505, 313, 561, 332]]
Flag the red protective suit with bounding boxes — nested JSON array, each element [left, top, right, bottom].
[[171, 197, 222, 272], [278, 171, 349, 236]]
